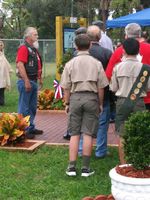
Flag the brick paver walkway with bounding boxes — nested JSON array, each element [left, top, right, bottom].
[[35, 110, 119, 146]]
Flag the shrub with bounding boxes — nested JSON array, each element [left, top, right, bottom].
[[123, 111, 150, 170], [0, 113, 30, 146], [57, 49, 73, 75], [38, 89, 64, 110]]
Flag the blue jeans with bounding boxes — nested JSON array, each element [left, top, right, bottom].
[[78, 99, 110, 157], [78, 134, 83, 156], [95, 99, 110, 157], [17, 79, 38, 132]]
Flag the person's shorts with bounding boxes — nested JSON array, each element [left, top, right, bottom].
[[115, 97, 145, 136], [68, 92, 99, 138]]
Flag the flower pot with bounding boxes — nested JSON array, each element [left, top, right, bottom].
[[109, 165, 150, 200]]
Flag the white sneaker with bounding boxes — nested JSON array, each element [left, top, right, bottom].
[[81, 168, 95, 177], [66, 167, 76, 176]]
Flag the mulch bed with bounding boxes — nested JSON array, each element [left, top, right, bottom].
[[116, 165, 150, 178], [3, 140, 36, 148], [0, 139, 45, 152], [82, 194, 115, 200], [10, 141, 36, 148]]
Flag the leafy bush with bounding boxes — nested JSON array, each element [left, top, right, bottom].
[[57, 49, 73, 75], [0, 113, 30, 146], [38, 89, 64, 110], [123, 111, 150, 170]]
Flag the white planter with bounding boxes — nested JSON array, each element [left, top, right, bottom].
[[109, 165, 150, 200]]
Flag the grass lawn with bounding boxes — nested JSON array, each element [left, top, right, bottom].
[[0, 62, 119, 199], [0, 146, 119, 200]]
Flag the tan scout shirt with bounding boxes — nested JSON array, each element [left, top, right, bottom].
[[110, 57, 150, 97], [60, 51, 108, 93]]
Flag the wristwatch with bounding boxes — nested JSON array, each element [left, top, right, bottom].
[[65, 102, 70, 106]]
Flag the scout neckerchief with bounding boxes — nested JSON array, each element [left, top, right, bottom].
[[115, 64, 150, 131]]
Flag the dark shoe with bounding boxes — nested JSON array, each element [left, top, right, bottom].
[[81, 168, 95, 177], [109, 118, 115, 123], [66, 167, 76, 176], [96, 151, 112, 159], [26, 132, 35, 139], [31, 129, 43, 135], [63, 132, 71, 140]]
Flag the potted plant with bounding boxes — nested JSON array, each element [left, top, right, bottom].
[[0, 113, 30, 146], [109, 111, 150, 200]]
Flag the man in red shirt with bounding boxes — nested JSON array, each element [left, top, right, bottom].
[[16, 27, 43, 139], [106, 23, 150, 110]]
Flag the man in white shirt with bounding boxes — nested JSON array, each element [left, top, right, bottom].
[[92, 20, 114, 52]]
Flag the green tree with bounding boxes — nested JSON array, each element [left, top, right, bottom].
[[140, 0, 150, 8], [1, 0, 30, 38], [1, 0, 74, 38], [110, 0, 140, 18], [99, 0, 111, 29], [74, 0, 99, 24], [1, 0, 149, 39]]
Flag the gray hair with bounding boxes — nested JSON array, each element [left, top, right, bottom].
[[125, 23, 141, 38], [23, 27, 37, 39], [75, 27, 87, 36], [87, 25, 101, 42], [92, 20, 104, 30]]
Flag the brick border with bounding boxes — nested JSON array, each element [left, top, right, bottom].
[[0, 140, 46, 152]]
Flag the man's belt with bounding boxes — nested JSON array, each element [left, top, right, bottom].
[[115, 64, 150, 132]]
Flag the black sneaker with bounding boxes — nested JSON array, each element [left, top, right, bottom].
[[31, 129, 43, 135], [63, 131, 71, 140], [26, 132, 35, 139], [81, 168, 95, 177], [66, 167, 76, 176]]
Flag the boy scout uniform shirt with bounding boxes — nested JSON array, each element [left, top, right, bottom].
[[110, 57, 150, 97], [60, 51, 108, 93]]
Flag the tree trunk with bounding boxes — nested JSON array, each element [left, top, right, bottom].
[[99, 0, 111, 30]]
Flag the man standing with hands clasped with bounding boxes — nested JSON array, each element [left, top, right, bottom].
[[16, 27, 43, 139], [61, 34, 108, 177]]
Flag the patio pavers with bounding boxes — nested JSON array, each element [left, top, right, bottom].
[[35, 110, 119, 146]]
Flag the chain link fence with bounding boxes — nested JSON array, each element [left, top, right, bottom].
[[1, 39, 56, 77]]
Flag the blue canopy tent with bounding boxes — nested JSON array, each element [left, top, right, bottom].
[[106, 8, 150, 28]]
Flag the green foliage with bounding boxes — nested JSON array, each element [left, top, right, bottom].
[[141, 0, 150, 8], [1, 0, 149, 39], [0, 113, 29, 146], [57, 49, 74, 75], [110, 0, 140, 18], [0, 146, 119, 199], [51, 99, 65, 110], [38, 89, 65, 110], [2, 0, 31, 38], [123, 111, 150, 170], [1, 0, 100, 39]]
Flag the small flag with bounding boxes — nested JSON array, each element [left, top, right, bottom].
[[53, 79, 63, 99]]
